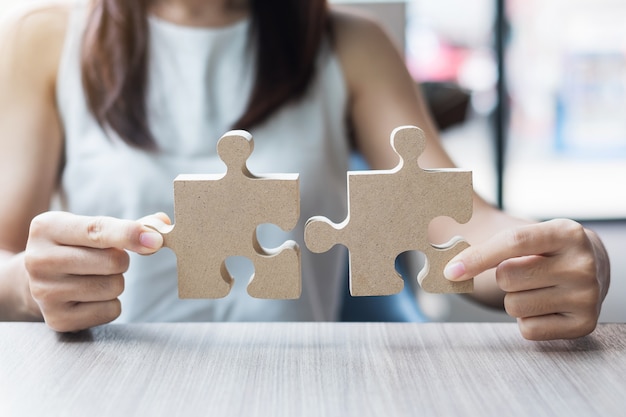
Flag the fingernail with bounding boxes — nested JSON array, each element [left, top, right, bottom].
[[139, 231, 163, 249], [444, 261, 465, 281]]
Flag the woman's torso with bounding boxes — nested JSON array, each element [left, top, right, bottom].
[[55, 1, 351, 322]]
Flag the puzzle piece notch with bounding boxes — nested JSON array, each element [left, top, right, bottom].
[[152, 130, 302, 300], [419, 238, 472, 293], [305, 125, 474, 295]]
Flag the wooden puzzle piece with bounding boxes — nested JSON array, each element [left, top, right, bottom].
[[150, 130, 301, 299], [304, 126, 473, 295]]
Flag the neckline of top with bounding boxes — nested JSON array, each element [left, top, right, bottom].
[[147, 15, 250, 38]]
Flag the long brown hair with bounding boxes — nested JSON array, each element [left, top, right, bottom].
[[81, 0, 329, 149]]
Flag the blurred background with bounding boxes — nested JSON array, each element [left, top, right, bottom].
[[1, 0, 624, 323]]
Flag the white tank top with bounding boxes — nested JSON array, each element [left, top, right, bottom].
[[56, 2, 350, 322]]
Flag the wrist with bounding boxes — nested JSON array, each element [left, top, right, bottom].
[[0, 251, 43, 322]]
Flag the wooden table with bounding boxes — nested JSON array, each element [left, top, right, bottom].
[[1, 322, 624, 416]]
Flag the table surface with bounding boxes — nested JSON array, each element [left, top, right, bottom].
[[1, 322, 625, 417]]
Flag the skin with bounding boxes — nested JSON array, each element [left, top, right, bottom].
[[0, 0, 610, 339]]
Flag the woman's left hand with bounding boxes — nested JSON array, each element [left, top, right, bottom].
[[444, 219, 610, 340]]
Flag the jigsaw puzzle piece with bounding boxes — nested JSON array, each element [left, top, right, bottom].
[[305, 215, 405, 296], [246, 238, 301, 299], [150, 130, 301, 300], [348, 244, 405, 296], [148, 214, 234, 299], [419, 237, 472, 293], [305, 125, 474, 296]]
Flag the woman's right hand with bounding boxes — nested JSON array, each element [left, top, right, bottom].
[[24, 211, 167, 332]]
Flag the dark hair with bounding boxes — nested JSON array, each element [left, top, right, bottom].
[[81, 0, 329, 149]]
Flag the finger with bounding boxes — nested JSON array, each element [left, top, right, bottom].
[[30, 212, 163, 254], [31, 274, 125, 305], [503, 287, 568, 318], [505, 285, 599, 318], [44, 299, 122, 333], [495, 255, 561, 292], [444, 219, 577, 281], [516, 314, 597, 341], [138, 212, 174, 236], [26, 246, 130, 277]]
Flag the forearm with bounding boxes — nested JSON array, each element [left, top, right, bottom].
[[0, 250, 42, 321]]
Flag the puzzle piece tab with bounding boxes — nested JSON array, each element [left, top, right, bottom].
[[151, 130, 301, 299], [304, 126, 473, 295]]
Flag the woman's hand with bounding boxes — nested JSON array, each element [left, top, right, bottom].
[[24, 211, 168, 332], [444, 219, 610, 340]]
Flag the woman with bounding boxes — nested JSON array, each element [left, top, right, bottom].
[[0, 0, 609, 339]]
